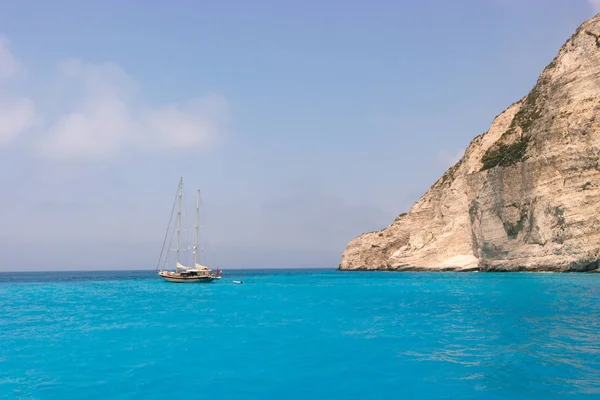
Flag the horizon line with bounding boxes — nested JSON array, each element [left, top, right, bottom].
[[0, 266, 338, 273]]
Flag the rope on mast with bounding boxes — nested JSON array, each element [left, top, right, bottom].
[[156, 181, 180, 272]]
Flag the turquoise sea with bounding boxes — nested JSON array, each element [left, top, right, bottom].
[[1, 269, 599, 399]]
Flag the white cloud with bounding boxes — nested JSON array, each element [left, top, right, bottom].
[[0, 38, 228, 160], [143, 95, 227, 151], [589, 0, 600, 12], [0, 97, 35, 145], [38, 97, 138, 158], [36, 59, 228, 159]]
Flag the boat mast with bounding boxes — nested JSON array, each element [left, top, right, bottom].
[[176, 177, 183, 268], [194, 189, 200, 266]]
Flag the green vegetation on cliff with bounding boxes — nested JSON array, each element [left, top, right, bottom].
[[481, 137, 530, 171], [480, 75, 547, 171]]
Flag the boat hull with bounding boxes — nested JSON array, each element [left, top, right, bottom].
[[158, 271, 218, 283]]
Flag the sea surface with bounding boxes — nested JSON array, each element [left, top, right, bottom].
[[1, 269, 599, 399]]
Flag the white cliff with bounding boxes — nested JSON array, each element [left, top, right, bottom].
[[340, 14, 600, 272]]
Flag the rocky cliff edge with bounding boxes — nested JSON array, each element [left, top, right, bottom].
[[340, 14, 600, 272]]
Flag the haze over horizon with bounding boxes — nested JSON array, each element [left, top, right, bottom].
[[0, 1, 598, 271]]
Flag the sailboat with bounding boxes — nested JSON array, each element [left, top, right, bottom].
[[157, 178, 221, 283]]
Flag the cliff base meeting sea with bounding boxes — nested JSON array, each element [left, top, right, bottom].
[[1, 269, 599, 399]]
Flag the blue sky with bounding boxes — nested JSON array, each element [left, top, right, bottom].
[[0, 1, 597, 271]]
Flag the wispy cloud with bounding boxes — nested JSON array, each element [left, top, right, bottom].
[[0, 36, 36, 146], [0, 97, 36, 146], [0, 36, 19, 80], [589, 0, 600, 12], [437, 148, 464, 167], [0, 36, 228, 160]]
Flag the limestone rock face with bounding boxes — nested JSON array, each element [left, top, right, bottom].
[[340, 14, 600, 272]]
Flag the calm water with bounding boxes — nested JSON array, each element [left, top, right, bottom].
[[1, 269, 599, 399]]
